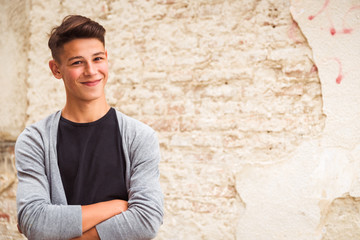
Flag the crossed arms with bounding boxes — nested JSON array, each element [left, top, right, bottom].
[[15, 115, 163, 240], [71, 200, 128, 239]]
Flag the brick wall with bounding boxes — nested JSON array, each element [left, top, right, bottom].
[[0, 142, 25, 239], [0, 0, 329, 239]]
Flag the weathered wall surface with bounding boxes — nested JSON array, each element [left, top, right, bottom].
[[0, 142, 23, 239], [291, 0, 360, 239], [0, 0, 29, 239], [0, 0, 29, 141], [0, 0, 358, 239]]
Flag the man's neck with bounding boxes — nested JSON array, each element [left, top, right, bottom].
[[61, 97, 110, 123]]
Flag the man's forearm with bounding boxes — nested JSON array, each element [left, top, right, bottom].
[[81, 199, 128, 233], [72, 227, 100, 240]]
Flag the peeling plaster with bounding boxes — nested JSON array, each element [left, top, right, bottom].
[[320, 194, 360, 240], [290, 0, 360, 148], [293, 0, 360, 237], [236, 0, 360, 239]]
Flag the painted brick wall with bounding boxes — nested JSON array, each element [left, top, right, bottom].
[[0, 0, 328, 239]]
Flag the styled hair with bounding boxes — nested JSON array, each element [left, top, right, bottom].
[[48, 15, 106, 62]]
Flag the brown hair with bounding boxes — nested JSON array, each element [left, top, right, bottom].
[[48, 15, 106, 62]]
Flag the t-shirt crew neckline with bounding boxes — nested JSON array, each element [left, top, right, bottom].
[[60, 108, 114, 127]]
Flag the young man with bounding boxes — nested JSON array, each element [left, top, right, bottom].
[[15, 15, 163, 240]]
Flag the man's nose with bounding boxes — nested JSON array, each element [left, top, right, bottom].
[[84, 62, 96, 75]]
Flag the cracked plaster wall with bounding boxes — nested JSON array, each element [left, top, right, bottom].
[[290, 0, 360, 239], [0, 0, 29, 141], [1, 0, 359, 239], [236, 0, 360, 239]]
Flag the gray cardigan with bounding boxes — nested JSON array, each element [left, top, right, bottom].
[[15, 110, 163, 240]]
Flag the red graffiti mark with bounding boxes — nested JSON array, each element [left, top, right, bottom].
[[342, 28, 353, 34], [321, 58, 345, 84], [308, 0, 330, 20], [330, 28, 336, 35], [336, 74, 343, 84], [0, 213, 10, 222], [333, 58, 343, 84], [310, 64, 318, 74], [327, 14, 337, 35], [288, 20, 303, 43], [308, 0, 337, 35], [341, 5, 360, 34], [308, 1, 360, 36]]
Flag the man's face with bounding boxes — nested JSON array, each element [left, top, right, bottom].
[[51, 38, 108, 104]]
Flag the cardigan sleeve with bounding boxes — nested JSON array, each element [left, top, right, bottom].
[[96, 125, 164, 239], [15, 126, 83, 240]]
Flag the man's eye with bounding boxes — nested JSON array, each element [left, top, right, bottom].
[[71, 61, 82, 65], [94, 57, 103, 61]]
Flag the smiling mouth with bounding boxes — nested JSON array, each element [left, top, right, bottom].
[[81, 79, 101, 87]]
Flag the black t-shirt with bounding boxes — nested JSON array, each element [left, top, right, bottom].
[[57, 108, 128, 205]]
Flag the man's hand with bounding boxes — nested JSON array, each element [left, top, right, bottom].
[[71, 199, 128, 239], [82, 199, 128, 232], [80, 199, 128, 234]]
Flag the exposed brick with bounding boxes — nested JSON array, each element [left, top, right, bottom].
[[0, 142, 17, 194], [140, 118, 180, 132], [167, 102, 186, 115], [321, 195, 360, 240], [2, 0, 328, 239], [160, 162, 236, 199], [0, 213, 10, 222]]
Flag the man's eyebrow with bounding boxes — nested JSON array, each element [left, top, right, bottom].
[[93, 51, 106, 56], [67, 56, 83, 62], [67, 52, 105, 62]]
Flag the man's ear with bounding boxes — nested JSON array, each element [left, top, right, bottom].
[[49, 60, 62, 79]]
